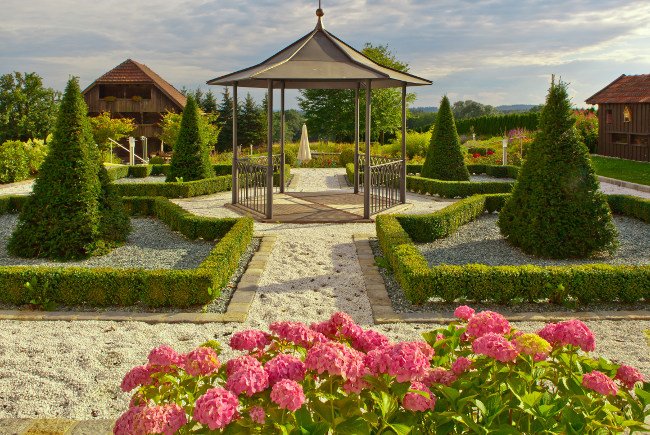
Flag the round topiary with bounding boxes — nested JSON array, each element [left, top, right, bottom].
[[421, 96, 469, 181], [497, 79, 618, 259], [167, 96, 214, 182]]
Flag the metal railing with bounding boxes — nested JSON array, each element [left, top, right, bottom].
[[236, 154, 282, 215], [358, 155, 403, 215]]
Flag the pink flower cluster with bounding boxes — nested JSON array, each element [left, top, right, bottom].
[[466, 311, 510, 337], [402, 382, 437, 412], [305, 341, 366, 381], [148, 345, 185, 367], [114, 404, 186, 435], [248, 406, 266, 424], [185, 347, 221, 377], [422, 367, 456, 386], [310, 312, 390, 352], [270, 321, 328, 348], [582, 371, 618, 396], [226, 355, 262, 376], [451, 357, 472, 374], [365, 342, 434, 382], [193, 388, 239, 430], [270, 379, 305, 411], [472, 333, 519, 362], [226, 363, 269, 397], [538, 319, 595, 352], [453, 305, 475, 321], [615, 365, 645, 390], [120, 365, 156, 392], [264, 354, 306, 385], [230, 330, 272, 352]]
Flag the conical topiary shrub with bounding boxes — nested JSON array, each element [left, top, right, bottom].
[[8, 78, 107, 259], [97, 164, 131, 245], [421, 96, 469, 181], [497, 79, 618, 259], [167, 96, 214, 182]]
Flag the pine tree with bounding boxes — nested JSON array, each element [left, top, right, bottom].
[[421, 96, 469, 181], [167, 96, 213, 182], [203, 90, 218, 113], [239, 93, 266, 147], [216, 88, 233, 152], [8, 77, 122, 259], [498, 79, 618, 258]]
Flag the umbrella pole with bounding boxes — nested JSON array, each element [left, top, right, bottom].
[[364, 79, 371, 219], [280, 81, 285, 193], [266, 80, 274, 219], [354, 82, 360, 194]]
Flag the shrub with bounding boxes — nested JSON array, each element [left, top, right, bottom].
[[466, 146, 495, 156], [106, 165, 129, 181], [128, 165, 152, 178], [97, 165, 131, 246], [339, 149, 355, 166], [113, 176, 231, 199], [167, 96, 214, 182], [0, 140, 30, 183], [607, 194, 650, 223], [575, 110, 598, 153], [498, 80, 618, 259], [114, 310, 650, 434], [456, 112, 540, 136], [422, 96, 470, 181], [406, 176, 513, 199]]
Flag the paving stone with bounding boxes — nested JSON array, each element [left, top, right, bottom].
[[229, 290, 256, 305], [24, 418, 76, 435], [69, 420, 114, 435], [0, 419, 33, 435]]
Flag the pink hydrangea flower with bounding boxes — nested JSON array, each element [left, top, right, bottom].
[[454, 305, 475, 321], [226, 364, 269, 397], [305, 341, 366, 381], [472, 333, 519, 362], [147, 345, 185, 367], [120, 365, 156, 392], [582, 371, 618, 396], [512, 333, 551, 357], [270, 379, 305, 411], [352, 329, 391, 353], [226, 355, 262, 376], [615, 365, 645, 390], [185, 347, 221, 377], [402, 382, 437, 412], [229, 330, 272, 352], [365, 342, 434, 382], [538, 320, 595, 352], [264, 354, 306, 385], [342, 377, 370, 394], [466, 311, 510, 337], [132, 404, 187, 435], [311, 312, 363, 341], [270, 321, 329, 348], [114, 406, 143, 435], [248, 406, 266, 424], [451, 357, 472, 374], [193, 388, 239, 430], [422, 367, 456, 386]]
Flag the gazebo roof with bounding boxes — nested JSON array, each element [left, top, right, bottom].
[[207, 10, 431, 90]]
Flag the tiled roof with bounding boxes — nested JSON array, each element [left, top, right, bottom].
[[84, 59, 187, 108], [586, 74, 650, 104]]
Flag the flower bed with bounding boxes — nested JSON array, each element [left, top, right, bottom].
[[0, 195, 253, 307], [376, 194, 650, 304], [114, 309, 650, 434]]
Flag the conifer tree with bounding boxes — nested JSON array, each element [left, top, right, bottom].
[[97, 164, 131, 244], [498, 79, 618, 258], [421, 96, 469, 181], [239, 93, 266, 147], [216, 88, 233, 152], [167, 96, 213, 182]]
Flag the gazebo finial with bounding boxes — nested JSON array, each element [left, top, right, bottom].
[[316, 0, 324, 29]]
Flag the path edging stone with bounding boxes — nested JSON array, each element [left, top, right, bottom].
[[598, 175, 650, 194]]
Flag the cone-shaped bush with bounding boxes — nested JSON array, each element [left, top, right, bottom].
[[97, 164, 131, 245], [421, 96, 469, 181], [8, 78, 103, 259], [498, 79, 617, 258], [167, 96, 214, 182]]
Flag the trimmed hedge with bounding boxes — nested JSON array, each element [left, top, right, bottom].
[[113, 176, 231, 198], [406, 176, 514, 198], [128, 165, 153, 178], [376, 193, 650, 305], [106, 165, 129, 181], [0, 195, 254, 308], [455, 112, 540, 136], [407, 163, 519, 179]]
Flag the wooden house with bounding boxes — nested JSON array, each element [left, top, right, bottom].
[[82, 59, 186, 160], [586, 74, 650, 162]]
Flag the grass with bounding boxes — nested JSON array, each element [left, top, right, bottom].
[[591, 155, 650, 186]]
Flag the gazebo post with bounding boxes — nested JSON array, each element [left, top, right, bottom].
[[354, 82, 360, 194], [364, 79, 371, 219], [400, 83, 407, 204], [280, 81, 286, 193], [266, 80, 274, 219], [232, 83, 238, 205]]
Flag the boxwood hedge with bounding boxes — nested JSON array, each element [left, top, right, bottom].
[[0, 195, 254, 308], [376, 193, 650, 305]]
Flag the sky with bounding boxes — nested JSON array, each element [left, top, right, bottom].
[[2, 0, 650, 109]]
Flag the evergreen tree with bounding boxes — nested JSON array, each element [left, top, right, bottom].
[[239, 93, 266, 147], [203, 90, 218, 113], [167, 96, 213, 182], [97, 164, 131, 245], [216, 88, 233, 152], [421, 96, 469, 181], [498, 79, 618, 259], [8, 77, 127, 259]]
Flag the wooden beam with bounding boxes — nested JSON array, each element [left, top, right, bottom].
[[266, 80, 274, 219], [354, 82, 360, 194], [400, 84, 407, 204], [280, 81, 286, 193], [232, 83, 238, 205], [364, 79, 371, 219]]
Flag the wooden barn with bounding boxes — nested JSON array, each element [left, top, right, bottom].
[[586, 74, 650, 162], [82, 59, 186, 161]]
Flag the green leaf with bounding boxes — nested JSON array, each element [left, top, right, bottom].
[[389, 423, 412, 435], [335, 417, 370, 435]]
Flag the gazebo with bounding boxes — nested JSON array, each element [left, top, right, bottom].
[[207, 4, 431, 220]]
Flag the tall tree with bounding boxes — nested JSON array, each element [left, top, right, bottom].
[[498, 79, 618, 259], [216, 88, 233, 152], [88, 112, 136, 155], [421, 96, 469, 181], [0, 72, 59, 143], [167, 96, 214, 182], [203, 90, 218, 113], [239, 93, 266, 147]]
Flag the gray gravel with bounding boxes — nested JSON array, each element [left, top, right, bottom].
[[419, 214, 650, 267], [113, 176, 166, 184], [470, 174, 514, 183], [0, 215, 214, 270]]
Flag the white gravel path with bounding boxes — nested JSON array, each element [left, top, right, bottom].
[[0, 167, 648, 420]]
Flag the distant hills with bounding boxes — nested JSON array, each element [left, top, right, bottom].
[[410, 104, 539, 114]]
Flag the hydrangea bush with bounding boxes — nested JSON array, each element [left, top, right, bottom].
[[115, 308, 650, 434]]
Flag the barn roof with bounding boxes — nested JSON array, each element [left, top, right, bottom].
[[586, 74, 650, 104], [83, 59, 187, 108], [207, 10, 431, 90]]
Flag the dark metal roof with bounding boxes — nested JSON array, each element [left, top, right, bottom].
[[207, 12, 431, 90], [586, 74, 650, 104]]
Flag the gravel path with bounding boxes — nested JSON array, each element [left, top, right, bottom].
[[0, 217, 214, 270], [113, 176, 166, 184], [0, 167, 648, 420], [419, 214, 650, 267]]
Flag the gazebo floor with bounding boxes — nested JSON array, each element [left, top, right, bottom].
[[226, 191, 412, 223]]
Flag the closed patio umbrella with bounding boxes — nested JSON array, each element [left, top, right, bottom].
[[297, 123, 312, 163]]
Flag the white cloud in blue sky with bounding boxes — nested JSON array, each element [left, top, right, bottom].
[[2, 0, 649, 108]]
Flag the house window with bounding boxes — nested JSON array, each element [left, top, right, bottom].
[[623, 106, 631, 123], [631, 135, 649, 146], [612, 133, 628, 144], [606, 109, 612, 124], [99, 84, 152, 99]]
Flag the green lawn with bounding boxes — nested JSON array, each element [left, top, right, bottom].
[[591, 155, 650, 186]]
